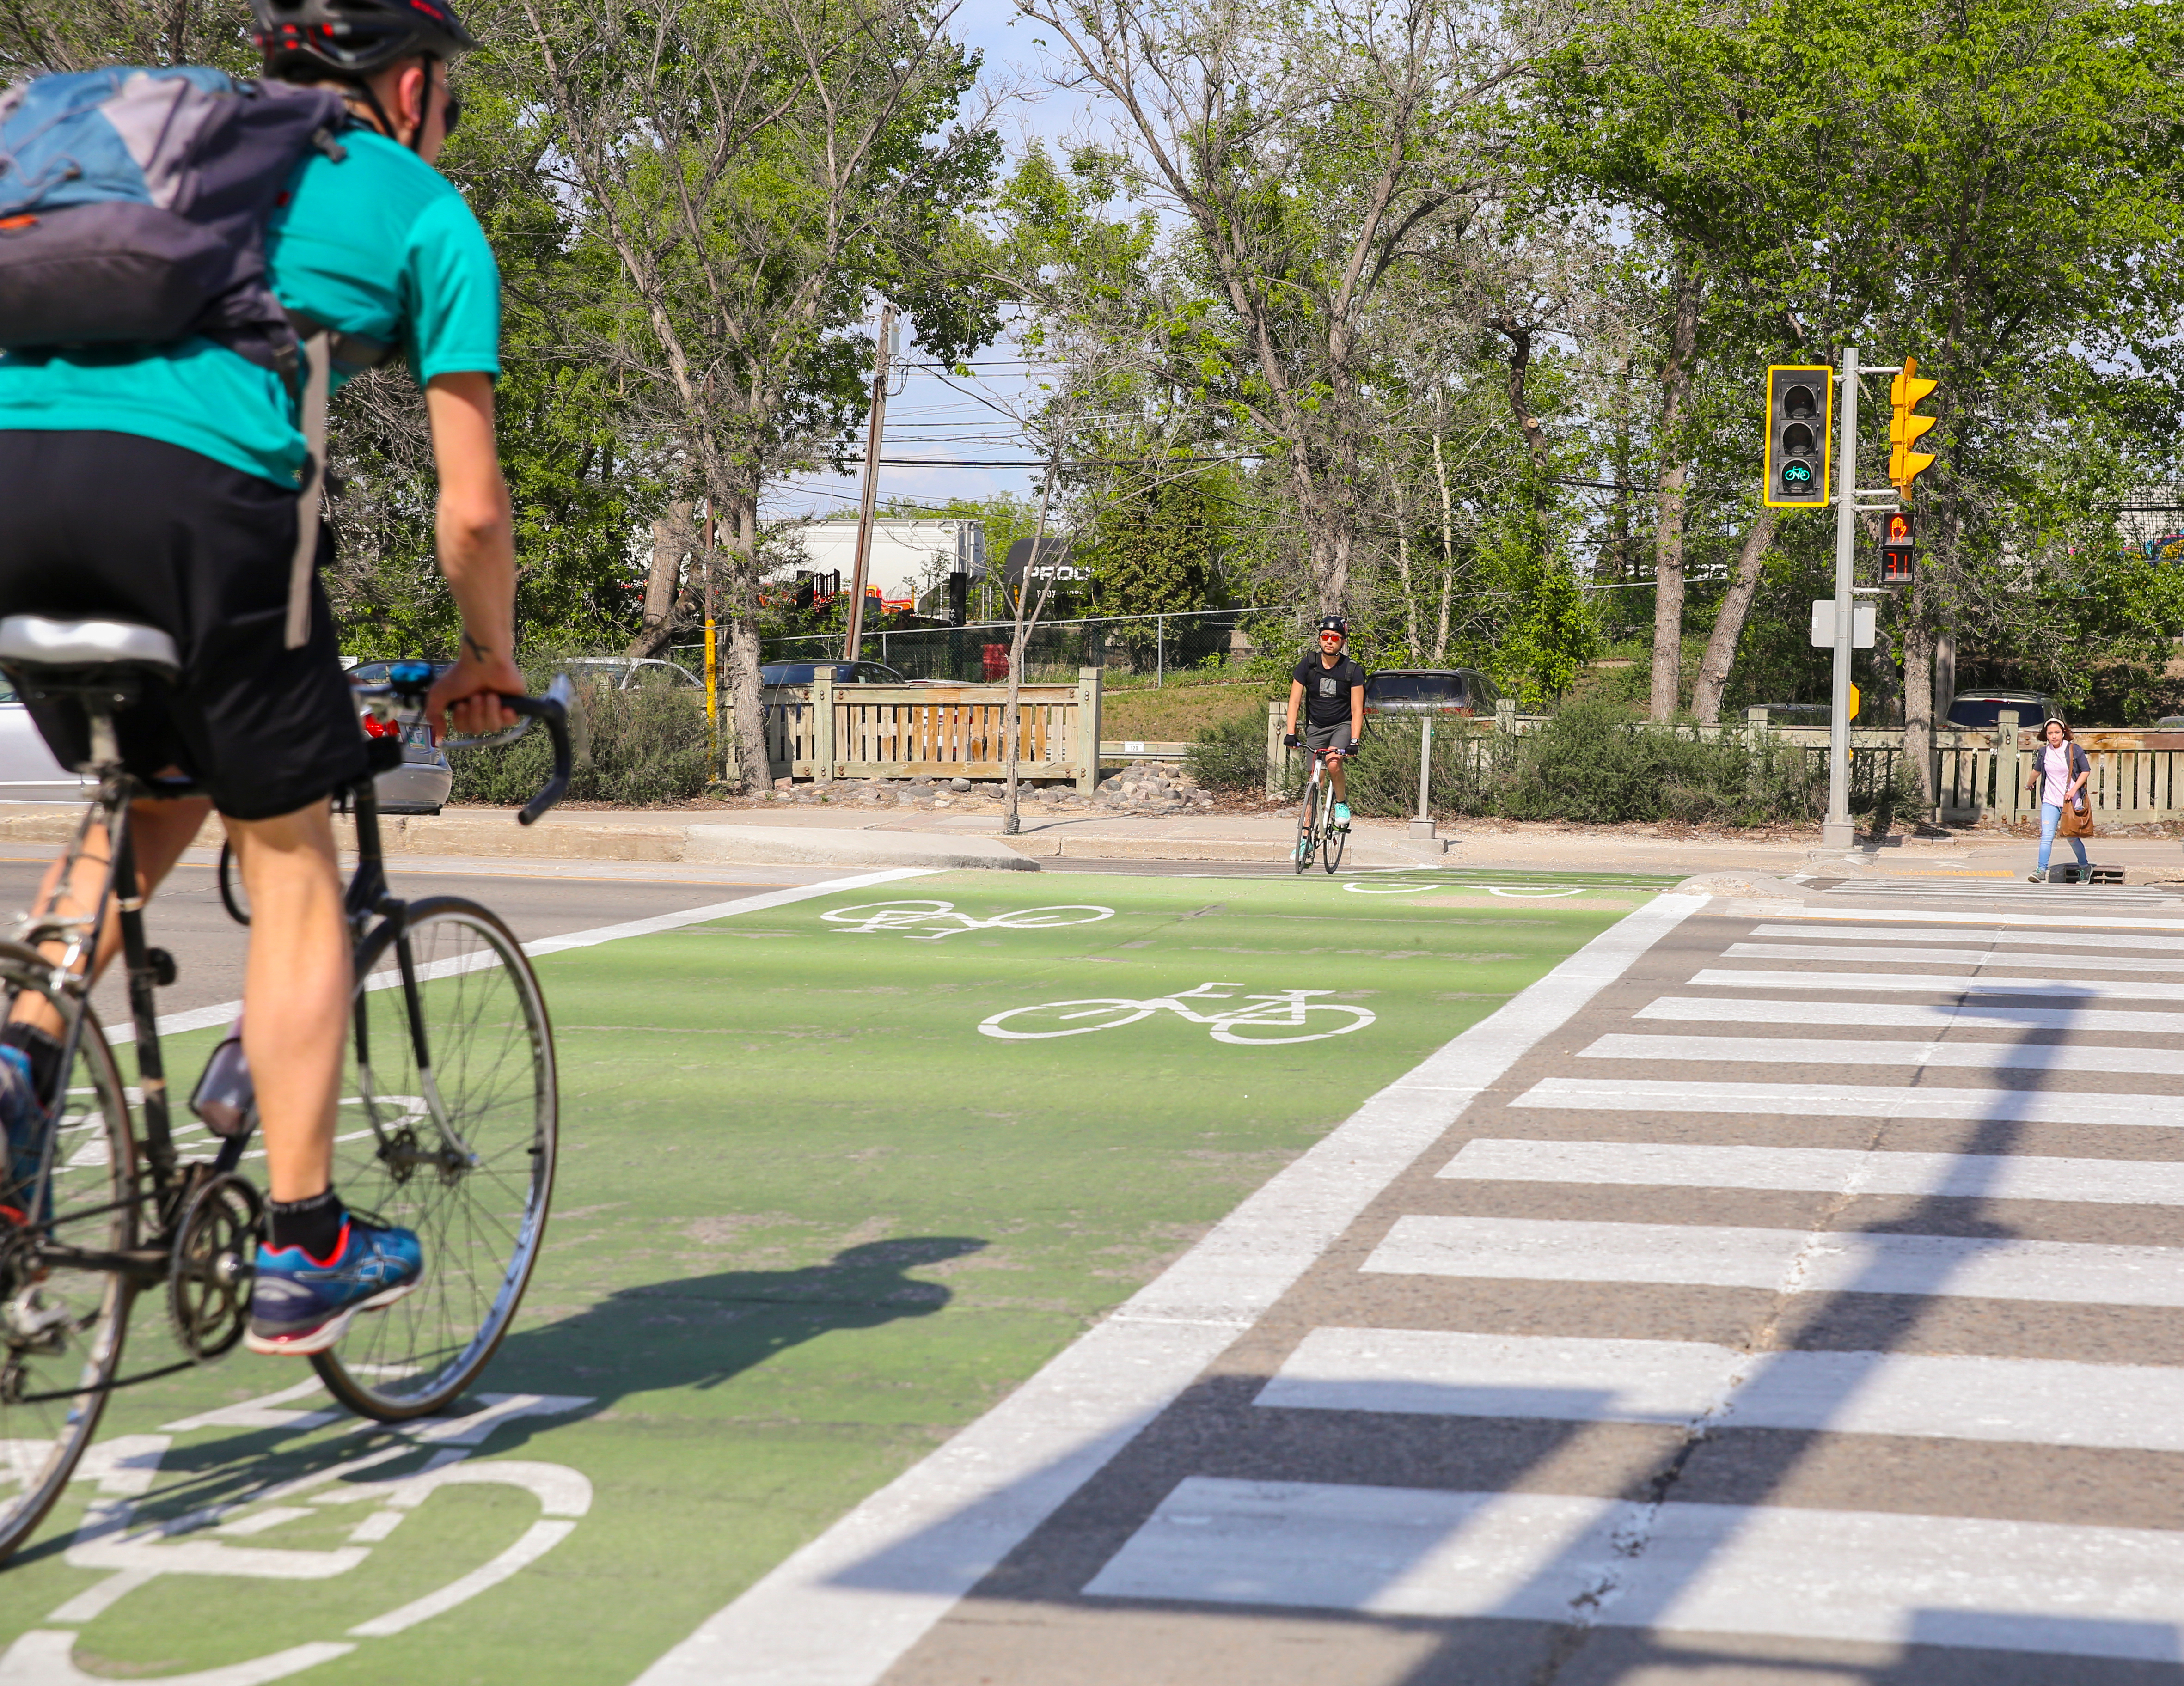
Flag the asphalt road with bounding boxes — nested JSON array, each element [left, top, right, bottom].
[[659, 878, 2184, 1686], [0, 849, 852, 1026]]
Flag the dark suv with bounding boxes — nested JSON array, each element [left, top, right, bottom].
[[1362, 668, 1501, 717]]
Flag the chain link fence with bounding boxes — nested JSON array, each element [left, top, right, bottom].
[[722, 606, 1287, 685]]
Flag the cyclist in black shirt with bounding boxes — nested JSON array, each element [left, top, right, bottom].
[[1284, 615, 1367, 830]]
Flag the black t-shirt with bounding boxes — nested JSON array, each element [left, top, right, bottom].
[[1293, 654, 1368, 727]]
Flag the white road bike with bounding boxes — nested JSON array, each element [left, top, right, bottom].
[[822, 900, 1114, 941], [979, 981, 1375, 1045]]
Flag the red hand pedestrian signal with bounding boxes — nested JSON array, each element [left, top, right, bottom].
[[1880, 511, 1916, 583]]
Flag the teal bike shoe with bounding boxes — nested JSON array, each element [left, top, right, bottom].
[[245, 1215, 422, 1356], [1332, 802, 1352, 830], [0, 1045, 51, 1228]]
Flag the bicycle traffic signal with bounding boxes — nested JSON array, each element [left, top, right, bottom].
[[1764, 366, 1832, 509], [1880, 510, 1915, 583], [1890, 356, 1937, 499]]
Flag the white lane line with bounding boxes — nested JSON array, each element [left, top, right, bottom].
[[1515, 1076, 2184, 1128], [1580, 1032, 2184, 1076], [1753, 923, 2184, 953], [1365, 1215, 2184, 1306], [1638, 996, 2184, 1035], [1439, 1138, 2184, 1206], [628, 894, 1711, 1686], [1690, 968, 2184, 1001], [1729, 941, 2184, 976], [1768, 904, 2184, 935], [102, 867, 935, 1046], [1083, 1477, 2184, 1662], [1258, 1327, 2184, 1451]]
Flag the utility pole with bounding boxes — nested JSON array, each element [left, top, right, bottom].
[[1823, 345, 1860, 849], [702, 501, 718, 772], [842, 303, 895, 663]]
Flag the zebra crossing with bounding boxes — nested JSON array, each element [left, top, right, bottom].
[[655, 889, 2184, 1684]]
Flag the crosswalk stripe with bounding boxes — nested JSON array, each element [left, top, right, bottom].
[[1729, 941, 2184, 975], [1257, 1327, 2184, 1450], [1690, 967, 2184, 1001], [1513, 1075, 2184, 1127], [1752, 922, 2184, 953], [1364, 1214, 2184, 1306], [1083, 1477, 2184, 1662], [1580, 1032, 2184, 1076], [1438, 1138, 2184, 1205], [1638, 996, 2184, 1034], [1762, 905, 2184, 935]]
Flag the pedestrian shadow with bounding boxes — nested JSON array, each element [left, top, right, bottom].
[[481, 1235, 989, 1416]]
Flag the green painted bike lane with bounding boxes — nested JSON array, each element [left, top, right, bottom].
[[1, 868, 1669, 1683]]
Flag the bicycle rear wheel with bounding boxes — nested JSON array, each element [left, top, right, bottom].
[[313, 898, 556, 1421], [0, 950, 136, 1564], [1294, 776, 1317, 874]]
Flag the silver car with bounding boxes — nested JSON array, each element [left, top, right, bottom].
[[0, 672, 92, 802], [343, 660, 456, 815], [559, 656, 703, 690]]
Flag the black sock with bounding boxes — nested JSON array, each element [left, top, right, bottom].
[[268, 1187, 346, 1259], [1, 1021, 64, 1103]]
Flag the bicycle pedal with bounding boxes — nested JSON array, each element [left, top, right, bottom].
[[139, 947, 177, 988]]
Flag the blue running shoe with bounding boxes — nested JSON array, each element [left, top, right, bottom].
[[1332, 802, 1352, 830], [0, 1044, 51, 1228], [245, 1216, 422, 1356]]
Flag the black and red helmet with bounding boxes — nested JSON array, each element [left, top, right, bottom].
[[1316, 615, 1349, 638], [253, 0, 477, 79]]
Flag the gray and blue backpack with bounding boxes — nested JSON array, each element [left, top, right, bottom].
[[0, 66, 351, 370]]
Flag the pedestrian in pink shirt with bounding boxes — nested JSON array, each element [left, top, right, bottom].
[[2025, 716, 2092, 880]]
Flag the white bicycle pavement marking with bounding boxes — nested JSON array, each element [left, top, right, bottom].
[[820, 900, 1114, 940], [1, 1384, 595, 1686], [977, 981, 1376, 1044]]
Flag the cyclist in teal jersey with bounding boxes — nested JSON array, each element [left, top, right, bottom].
[[0, 0, 525, 1355]]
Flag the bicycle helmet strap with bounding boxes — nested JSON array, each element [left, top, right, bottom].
[[285, 330, 331, 649]]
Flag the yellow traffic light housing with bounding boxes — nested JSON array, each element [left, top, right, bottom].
[[1764, 365, 1833, 509], [1890, 356, 1938, 499]]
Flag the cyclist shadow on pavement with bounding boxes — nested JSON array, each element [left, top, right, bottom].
[[477, 1235, 990, 1432]]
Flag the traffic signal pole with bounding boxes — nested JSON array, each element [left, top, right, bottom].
[[1823, 345, 1860, 850]]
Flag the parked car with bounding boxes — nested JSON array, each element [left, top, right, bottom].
[[0, 672, 92, 802], [559, 656, 702, 690], [759, 660, 910, 686], [1946, 688, 2057, 729], [1361, 668, 1502, 717], [343, 660, 454, 815]]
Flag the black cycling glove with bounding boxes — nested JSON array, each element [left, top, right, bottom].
[[1283, 732, 1300, 748]]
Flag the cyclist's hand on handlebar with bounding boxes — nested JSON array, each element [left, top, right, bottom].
[[427, 643, 526, 743], [1283, 732, 1300, 749]]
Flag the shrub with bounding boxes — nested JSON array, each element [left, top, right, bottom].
[[449, 671, 715, 806], [1184, 706, 1269, 791]]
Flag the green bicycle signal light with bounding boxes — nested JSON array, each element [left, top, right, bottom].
[[1764, 364, 1833, 509]]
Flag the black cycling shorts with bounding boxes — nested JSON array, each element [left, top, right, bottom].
[[0, 430, 372, 820]]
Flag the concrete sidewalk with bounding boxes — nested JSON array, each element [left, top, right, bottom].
[[1, 801, 2177, 880]]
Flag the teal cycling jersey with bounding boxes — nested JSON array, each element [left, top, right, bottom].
[[0, 127, 499, 489]]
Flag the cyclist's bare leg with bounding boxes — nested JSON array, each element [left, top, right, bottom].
[[6, 794, 214, 1038], [1328, 751, 1347, 804], [228, 800, 347, 1203]]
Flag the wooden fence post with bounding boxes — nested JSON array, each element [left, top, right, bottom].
[[813, 672, 836, 782], [1265, 700, 1283, 799], [1076, 666, 1101, 793]]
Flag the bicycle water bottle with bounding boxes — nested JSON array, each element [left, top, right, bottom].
[[189, 1019, 256, 1138]]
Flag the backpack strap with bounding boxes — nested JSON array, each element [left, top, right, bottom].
[[284, 328, 331, 649]]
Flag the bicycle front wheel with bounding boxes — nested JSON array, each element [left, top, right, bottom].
[[1322, 793, 1348, 873], [1294, 782, 1317, 874], [314, 898, 557, 1421], [0, 949, 136, 1564]]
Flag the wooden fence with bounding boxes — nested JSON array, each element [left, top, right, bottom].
[[1262, 699, 2184, 825], [765, 668, 1101, 789]]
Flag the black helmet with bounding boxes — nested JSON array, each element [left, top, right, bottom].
[[1315, 615, 1348, 637], [254, 0, 477, 79]]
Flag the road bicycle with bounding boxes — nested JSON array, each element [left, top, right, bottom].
[[1294, 745, 1348, 875], [820, 900, 1115, 941], [979, 981, 1375, 1045], [0, 629, 572, 1563]]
